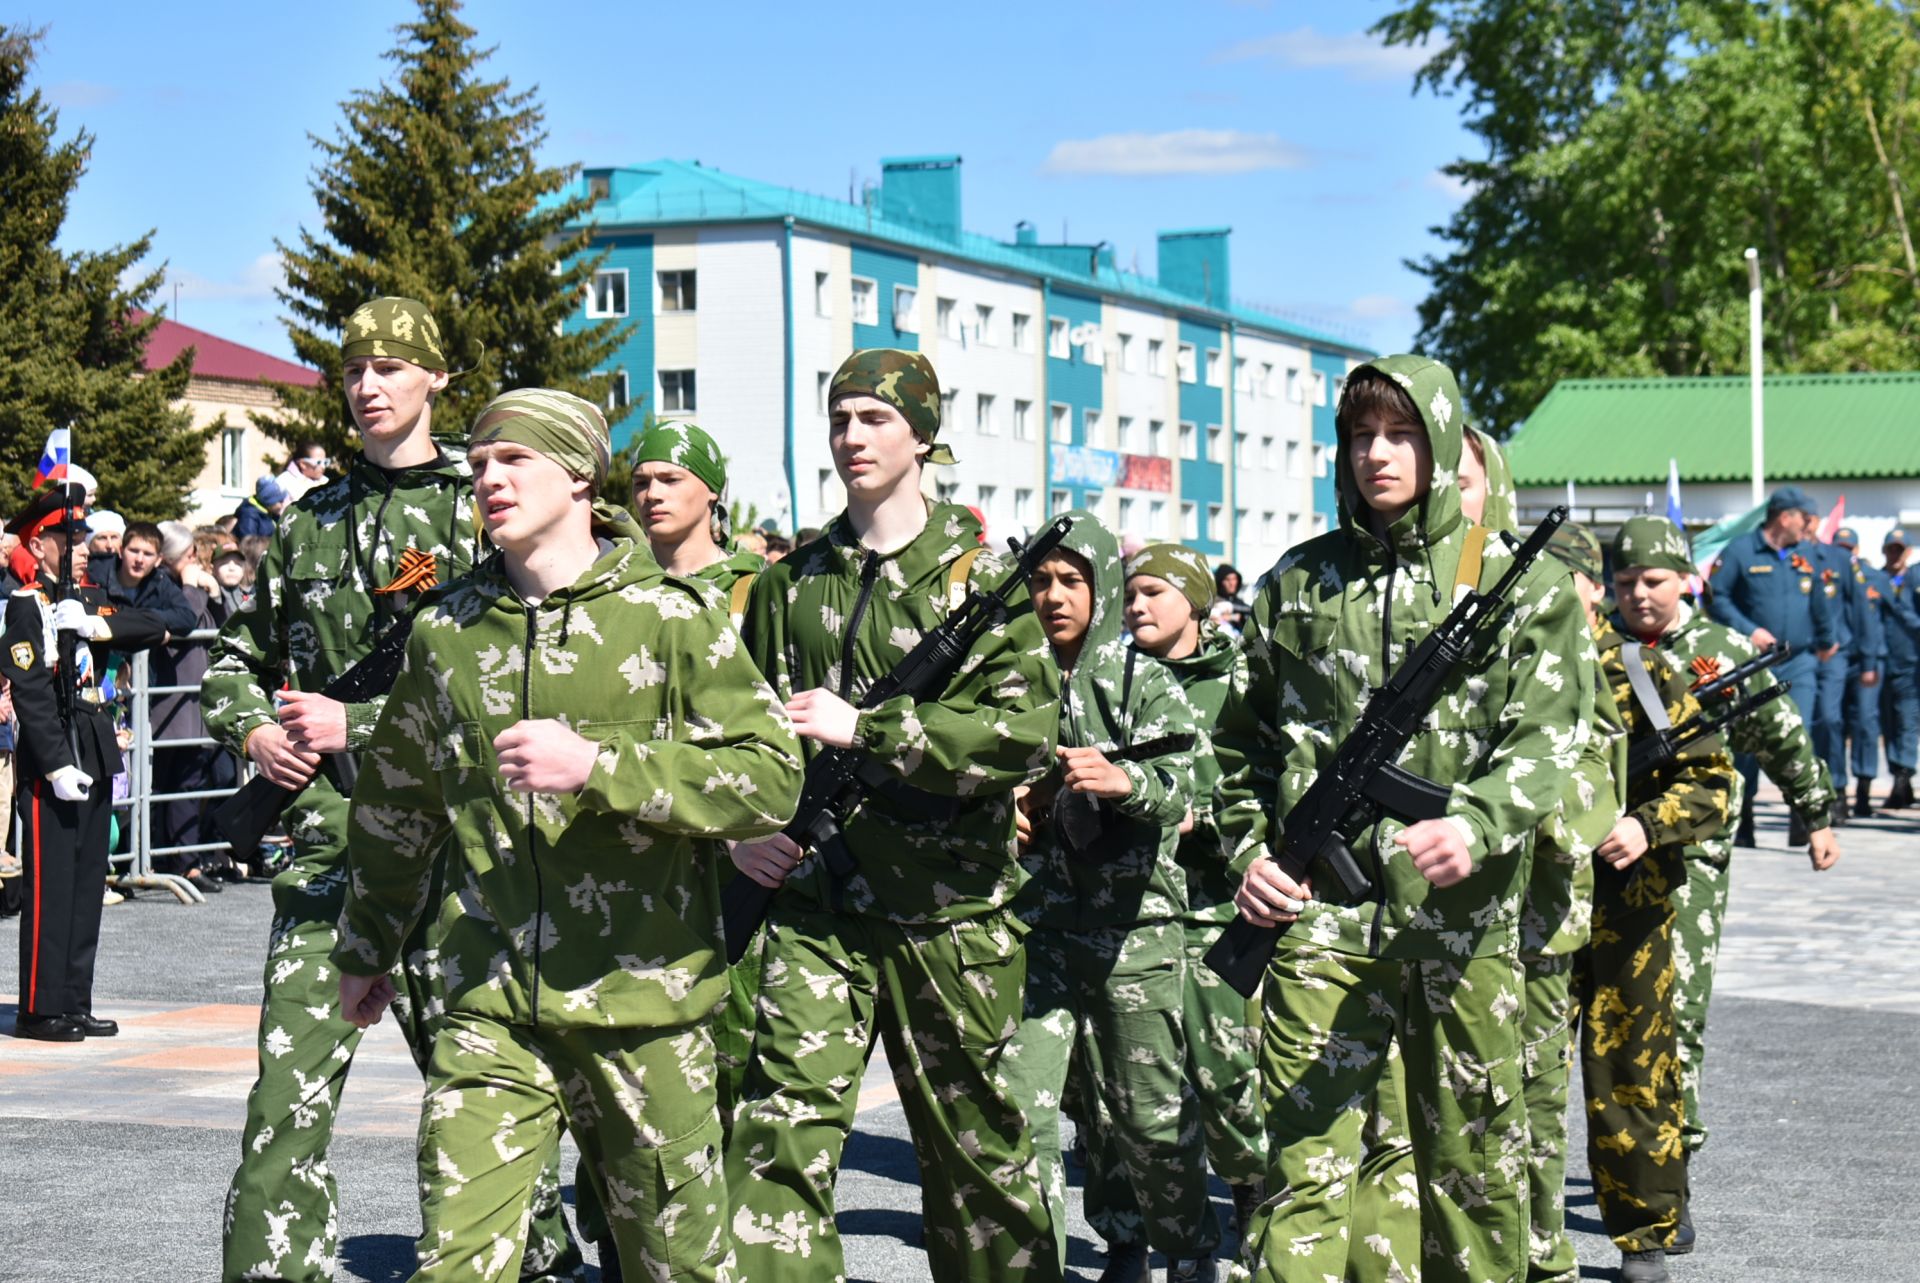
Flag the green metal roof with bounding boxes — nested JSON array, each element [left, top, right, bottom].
[[1505, 373, 1920, 486], [548, 160, 1370, 356]]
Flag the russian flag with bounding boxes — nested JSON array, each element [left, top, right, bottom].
[[34, 428, 70, 485], [1665, 458, 1685, 529]]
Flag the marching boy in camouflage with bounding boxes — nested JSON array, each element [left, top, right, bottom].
[[334, 388, 803, 1283], [724, 348, 1062, 1282], [1003, 515, 1213, 1281], [1215, 355, 1588, 1283], [206, 298, 583, 1283]]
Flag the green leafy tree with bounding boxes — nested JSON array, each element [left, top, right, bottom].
[[262, 0, 631, 458], [0, 26, 216, 522], [1375, 0, 1920, 432]]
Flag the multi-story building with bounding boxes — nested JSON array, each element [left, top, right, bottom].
[[558, 154, 1367, 574]]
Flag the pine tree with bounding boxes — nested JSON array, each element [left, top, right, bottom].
[[0, 26, 216, 522], [265, 0, 630, 458]]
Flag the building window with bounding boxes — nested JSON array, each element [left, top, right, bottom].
[[1015, 488, 1036, 524], [587, 173, 611, 201], [1118, 415, 1137, 453], [894, 284, 919, 332], [1178, 421, 1196, 460], [819, 467, 836, 512], [1148, 419, 1166, 456], [1177, 342, 1197, 384], [1262, 510, 1279, 543], [658, 269, 696, 312], [817, 370, 831, 415], [221, 426, 245, 490], [1312, 442, 1331, 478], [1262, 361, 1278, 397], [977, 484, 997, 518], [595, 370, 630, 411], [975, 303, 995, 346], [1208, 503, 1225, 542], [1080, 328, 1103, 367], [1083, 407, 1102, 446], [1234, 429, 1250, 467], [1013, 312, 1032, 352], [1206, 424, 1224, 463], [1288, 511, 1303, 544], [1234, 356, 1249, 393], [1148, 498, 1166, 534], [1048, 317, 1070, 359], [1261, 434, 1278, 470], [1287, 366, 1304, 403], [1312, 369, 1329, 406], [660, 369, 697, 412], [1181, 500, 1198, 540], [585, 269, 628, 318], [1086, 489, 1106, 521], [976, 392, 997, 436], [1236, 508, 1251, 543], [938, 297, 960, 341], [1205, 349, 1224, 387], [941, 387, 959, 427], [815, 271, 831, 317], [1118, 332, 1136, 372], [1050, 487, 1072, 515], [936, 480, 961, 503], [1334, 375, 1348, 404], [851, 276, 877, 325], [1313, 511, 1330, 535], [1014, 399, 1034, 440], [1147, 338, 1165, 376], [1286, 439, 1301, 478], [1050, 403, 1071, 442], [1118, 496, 1138, 533]]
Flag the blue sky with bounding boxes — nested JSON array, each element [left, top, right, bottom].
[[18, 0, 1476, 361]]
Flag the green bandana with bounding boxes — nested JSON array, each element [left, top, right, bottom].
[[828, 348, 956, 466], [632, 421, 727, 497], [1613, 515, 1694, 575], [1545, 520, 1604, 582], [468, 388, 612, 490], [1125, 542, 1213, 616], [340, 297, 448, 372]]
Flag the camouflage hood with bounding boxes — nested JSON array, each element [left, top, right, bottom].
[[1052, 508, 1133, 746], [1468, 425, 1518, 534], [1337, 354, 1469, 558]]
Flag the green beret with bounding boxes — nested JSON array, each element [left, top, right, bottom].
[[632, 421, 727, 497], [468, 388, 611, 491], [341, 297, 448, 372], [1544, 520, 1604, 582], [1125, 543, 1213, 616], [828, 348, 955, 466], [1613, 515, 1695, 575]]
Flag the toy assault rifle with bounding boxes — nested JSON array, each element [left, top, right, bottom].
[[211, 617, 416, 852], [1627, 643, 1791, 781], [1026, 731, 1198, 861], [720, 515, 1074, 965], [1203, 506, 1570, 999]]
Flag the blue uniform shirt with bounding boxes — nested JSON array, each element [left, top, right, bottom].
[[1869, 562, 1920, 671], [1708, 527, 1837, 652]]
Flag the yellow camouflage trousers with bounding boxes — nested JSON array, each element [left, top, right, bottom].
[[724, 903, 1058, 1283], [1245, 946, 1527, 1283], [1575, 849, 1687, 1253]]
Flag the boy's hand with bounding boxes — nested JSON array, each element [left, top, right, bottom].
[[1057, 745, 1131, 798], [1236, 859, 1311, 927], [1397, 818, 1474, 887], [495, 719, 597, 793], [339, 973, 395, 1029]]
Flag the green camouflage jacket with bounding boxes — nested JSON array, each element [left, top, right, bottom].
[[1625, 598, 1834, 863], [1145, 624, 1247, 928], [1215, 356, 1591, 961], [333, 508, 804, 1030], [741, 501, 1061, 924], [1020, 511, 1197, 934], [1598, 623, 1734, 849], [203, 448, 484, 756]]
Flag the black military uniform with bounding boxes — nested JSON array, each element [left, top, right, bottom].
[[2, 486, 165, 1041]]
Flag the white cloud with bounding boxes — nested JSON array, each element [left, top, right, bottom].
[[168, 253, 284, 303], [1215, 27, 1430, 82], [1427, 170, 1475, 201], [1348, 294, 1415, 320], [1044, 129, 1308, 177], [46, 81, 121, 110]]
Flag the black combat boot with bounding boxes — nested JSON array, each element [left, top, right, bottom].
[[1097, 1241, 1151, 1283], [1668, 1153, 1696, 1255], [1787, 811, 1810, 846], [1888, 768, 1915, 809], [1230, 1180, 1267, 1245], [1855, 776, 1875, 818], [1167, 1257, 1218, 1283], [1831, 796, 1850, 827], [1620, 1248, 1672, 1281], [598, 1238, 623, 1283]]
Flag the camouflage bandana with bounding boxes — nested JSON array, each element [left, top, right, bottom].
[[1125, 542, 1213, 616], [827, 348, 956, 466], [1612, 515, 1695, 576], [468, 388, 612, 491], [1544, 520, 1604, 582], [341, 296, 448, 372], [632, 421, 727, 496]]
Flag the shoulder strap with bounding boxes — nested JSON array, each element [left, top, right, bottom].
[[946, 545, 983, 612], [1620, 641, 1674, 732], [729, 572, 757, 627], [1452, 524, 1490, 601]]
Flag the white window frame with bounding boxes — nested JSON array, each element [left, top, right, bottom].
[[585, 268, 629, 318], [1147, 338, 1165, 376], [977, 483, 998, 518], [817, 370, 831, 416], [850, 275, 878, 326], [1261, 361, 1278, 397], [1181, 500, 1199, 540], [1050, 402, 1071, 443], [659, 368, 696, 413], [1206, 424, 1224, 463], [814, 271, 831, 317], [1260, 434, 1277, 470], [597, 369, 630, 412], [976, 392, 997, 436], [657, 269, 696, 313], [1050, 487, 1072, 515], [1178, 421, 1197, 460], [1118, 415, 1137, 453], [1118, 496, 1138, 533], [1083, 407, 1102, 447], [1287, 366, 1304, 404], [1148, 498, 1166, 535], [975, 303, 995, 346], [1312, 369, 1329, 407], [1234, 355, 1249, 393], [1208, 503, 1225, 542], [1286, 438, 1302, 479], [938, 296, 960, 341], [1118, 332, 1136, 373], [1015, 487, 1036, 524], [1312, 442, 1331, 479], [941, 387, 959, 427], [1234, 428, 1250, 468], [221, 426, 245, 490], [1205, 348, 1224, 388], [1014, 399, 1034, 441], [1147, 419, 1166, 456], [1177, 342, 1197, 384], [1048, 317, 1070, 359], [893, 284, 919, 333], [1012, 312, 1032, 352]]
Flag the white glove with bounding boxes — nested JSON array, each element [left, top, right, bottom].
[[48, 765, 93, 802], [51, 598, 110, 641]]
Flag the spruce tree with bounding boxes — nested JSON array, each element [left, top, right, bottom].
[[0, 26, 215, 522], [266, 0, 630, 457]]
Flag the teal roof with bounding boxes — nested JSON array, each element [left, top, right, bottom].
[[1506, 373, 1920, 486], [551, 160, 1368, 355]]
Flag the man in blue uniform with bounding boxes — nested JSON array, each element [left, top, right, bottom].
[[1870, 530, 1920, 810], [1809, 527, 1878, 825], [1832, 529, 1892, 816], [1708, 485, 1838, 846]]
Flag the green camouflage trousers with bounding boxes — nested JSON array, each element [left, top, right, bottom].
[[414, 1012, 729, 1283], [1244, 946, 1527, 1283], [1669, 853, 1730, 1155], [1576, 852, 1687, 1253], [221, 786, 579, 1283], [1184, 921, 1268, 1186], [725, 903, 1058, 1283], [1005, 923, 1221, 1263]]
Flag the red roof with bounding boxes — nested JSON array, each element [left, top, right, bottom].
[[138, 313, 321, 387]]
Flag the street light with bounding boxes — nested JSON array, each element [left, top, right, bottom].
[[1746, 247, 1764, 509]]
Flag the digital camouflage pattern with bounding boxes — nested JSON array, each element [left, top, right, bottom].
[[725, 500, 1060, 1283], [827, 348, 957, 466], [468, 388, 612, 489], [334, 505, 803, 1282], [1126, 541, 1215, 617], [1217, 355, 1589, 1283], [1002, 511, 1216, 1263], [1581, 627, 1732, 1254], [634, 420, 729, 497], [1614, 515, 1696, 576], [340, 296, 448, 372]]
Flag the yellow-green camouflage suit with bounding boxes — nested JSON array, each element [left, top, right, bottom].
[[334, 516, 803, 1283], [203, 450, 591, 1283], [1002, 512, 1216, 1266], [725, 502, 1064, 1283], [1214, 356, 1591, 1283], [1580, 628, 1733, 1254]]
